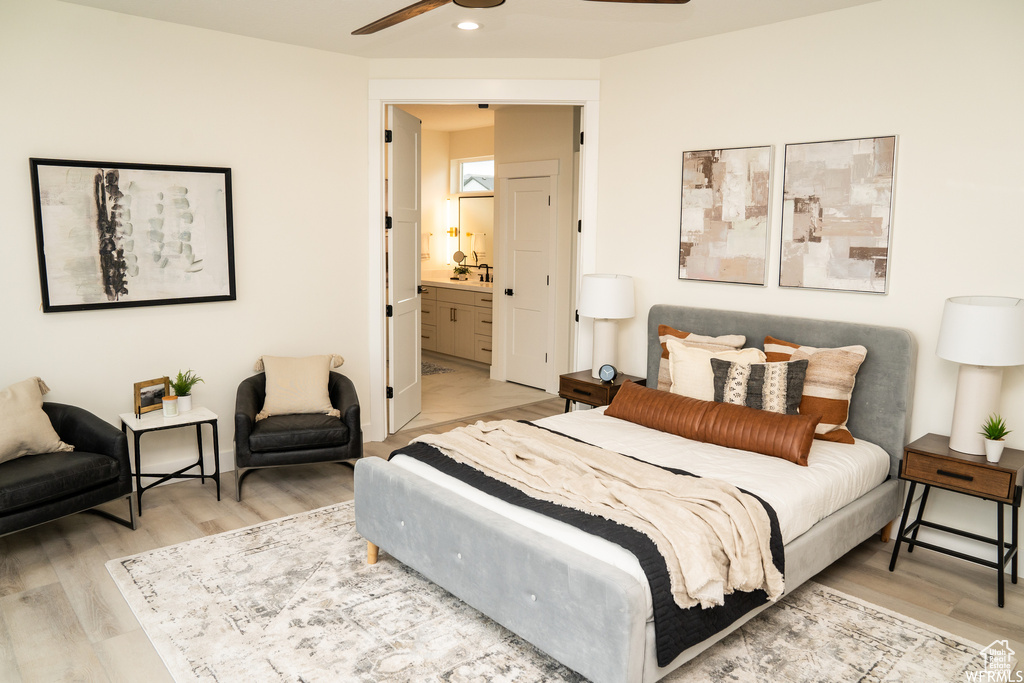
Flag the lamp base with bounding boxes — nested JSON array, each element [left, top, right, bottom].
[[592, 319, 618, 379], [949, 364, 1003, 455]]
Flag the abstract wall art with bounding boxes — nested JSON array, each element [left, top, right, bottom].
[[30, 158, 235, 312], [678, 145, 773, 286], [779, 136, 896, 293]]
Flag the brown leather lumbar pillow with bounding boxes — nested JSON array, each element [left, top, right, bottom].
[[605, 381, 820, 466]]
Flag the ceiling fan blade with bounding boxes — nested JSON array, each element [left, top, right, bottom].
[[582, 0, 690, 3], [352, 0, 452, 35]]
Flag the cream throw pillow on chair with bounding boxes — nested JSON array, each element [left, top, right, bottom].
[[254, 355, 344, 421], [0, 377, 73, 464]]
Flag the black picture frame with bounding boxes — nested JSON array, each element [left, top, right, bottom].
[[30, 158, 236, 312]]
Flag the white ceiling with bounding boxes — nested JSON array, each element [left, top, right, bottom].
[[398, 104, 496, 132], [61, 0, 880, 60]]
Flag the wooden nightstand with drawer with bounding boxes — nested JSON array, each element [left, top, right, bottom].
[[558, 370, 646, 412], [889, 433, 1023, 607]]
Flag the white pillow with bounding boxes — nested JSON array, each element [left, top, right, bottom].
[[665, 339, 766, 402], [255, 355, 343, 421], [0, 377, 73, 464]]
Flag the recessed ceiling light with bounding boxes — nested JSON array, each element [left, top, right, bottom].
[[456, 21, 481, 31]]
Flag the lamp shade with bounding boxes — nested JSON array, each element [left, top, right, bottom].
[[936, 296, 1024, 366], [579, 274, 635, 320]]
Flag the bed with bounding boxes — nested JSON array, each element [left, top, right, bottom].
[[354, 304, 917, 683]]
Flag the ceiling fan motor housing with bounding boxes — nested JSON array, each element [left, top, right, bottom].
[[454, 0, 506, 8]]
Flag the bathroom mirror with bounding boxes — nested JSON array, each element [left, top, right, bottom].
[[458, 196, 493, 266]]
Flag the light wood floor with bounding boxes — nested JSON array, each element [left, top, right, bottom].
[[2, 398, 1021, 681]]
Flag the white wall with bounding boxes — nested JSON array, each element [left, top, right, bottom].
[[596, 0, 1024, 560], [0, 0, 369, 475]]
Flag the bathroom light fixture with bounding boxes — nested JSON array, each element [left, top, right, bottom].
[[936, 295, 1024, 454], [456, 21, 480, 30]]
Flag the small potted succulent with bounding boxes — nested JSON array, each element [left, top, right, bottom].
[[979, 414, 1011, 463], [170, 370, 204, 413]]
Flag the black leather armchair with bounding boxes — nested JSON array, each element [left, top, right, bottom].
[[0, 403, 136, 537], [234, 371, 362, 501]]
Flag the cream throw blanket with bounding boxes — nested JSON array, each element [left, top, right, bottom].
[[413, 420, 784, 610]]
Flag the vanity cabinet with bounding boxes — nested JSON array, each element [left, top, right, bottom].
[[421, 285, 493, 364]]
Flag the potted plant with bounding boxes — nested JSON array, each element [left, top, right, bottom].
[[453, 265, 470, 281], [979, 414, 1011, 463], [170, 370, 204, 413]]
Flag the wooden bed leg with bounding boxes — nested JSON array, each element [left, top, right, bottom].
[[880, 520, 894, 543], [367, 541, 379, 565]]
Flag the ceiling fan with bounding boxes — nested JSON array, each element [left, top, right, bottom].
[[352, 0, 690, 36]]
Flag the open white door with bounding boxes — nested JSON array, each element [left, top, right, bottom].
[[386, 105, 422, 433], [503, 175, 557, 391]]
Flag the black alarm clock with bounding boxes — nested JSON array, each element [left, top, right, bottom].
[[598, 364, 617, 382]]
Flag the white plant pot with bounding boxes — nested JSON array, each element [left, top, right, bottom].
[[177, 394, 192, 412], [983, 438, 1005, 463]]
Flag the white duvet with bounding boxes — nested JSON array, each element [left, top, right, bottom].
[[390, 407, 890, 618]]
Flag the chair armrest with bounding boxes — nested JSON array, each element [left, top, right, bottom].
[[42, 402, 131, 487], [329, 372, 362, 448], [234, 374, 266, 461]]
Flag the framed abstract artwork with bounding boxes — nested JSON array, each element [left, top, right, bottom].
[[678, 145, 773, 286], [779, 136, 897, 293], [30, 158, 236, 312]]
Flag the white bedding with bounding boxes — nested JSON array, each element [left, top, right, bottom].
[[390, 407, 890, 620]]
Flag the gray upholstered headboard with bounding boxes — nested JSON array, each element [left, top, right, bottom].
[[646, 305, 917, 476]]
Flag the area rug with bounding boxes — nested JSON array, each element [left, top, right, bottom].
[[107, 501, 997, 682], [421, 361, 454, 376]]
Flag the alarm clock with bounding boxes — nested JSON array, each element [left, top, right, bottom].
[[598, 364, 617, 382]]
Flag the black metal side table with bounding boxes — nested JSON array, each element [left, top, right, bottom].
[[119, 407, 221, 515]]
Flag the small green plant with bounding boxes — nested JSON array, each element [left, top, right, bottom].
[[979, 414, 1011, 441], [453, 265, 470, 276], [170, 369, 204, 397]]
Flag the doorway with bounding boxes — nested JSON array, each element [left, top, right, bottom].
[[367, 79, 601, 442], [385, 103, 581, 434]]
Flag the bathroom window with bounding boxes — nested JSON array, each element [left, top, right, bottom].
[[452, 157, 494, 194]]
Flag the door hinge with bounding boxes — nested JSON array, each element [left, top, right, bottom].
[[577, 219, 582, 233], [580, 131, 585, 146], [384, 129, 393, 143], [546, 275, 550, 286], [575, 309, 579, 323], [548, 195, 551, 206], [385, 215, 392, 230], [386, 304, 393, 317], [545, 353, 549, 363], [386, 386, 394, 399]]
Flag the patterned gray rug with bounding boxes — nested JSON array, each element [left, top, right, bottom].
[[107, 501, 997, 682], [422, 361, 454, 376]]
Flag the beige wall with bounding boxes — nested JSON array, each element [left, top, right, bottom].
[[494, 106, 578, 386], [0, 0, 369, 473], [595, 0, 1024, 553]]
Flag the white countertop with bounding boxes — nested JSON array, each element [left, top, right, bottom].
[[420, 276, 494, 292]]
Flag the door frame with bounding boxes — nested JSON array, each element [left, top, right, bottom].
[[367, 79, 600, 442]]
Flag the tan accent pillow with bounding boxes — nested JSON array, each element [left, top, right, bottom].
[[763, 336, 867, 444], [0, 377, 73, 464], [255, 355, 341, 421], [666, 339, 766, 402], [657, 325, 746, 391], [606, 381, 819, 466]]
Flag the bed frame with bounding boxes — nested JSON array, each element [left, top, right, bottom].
[[354, 305, 916, 683]]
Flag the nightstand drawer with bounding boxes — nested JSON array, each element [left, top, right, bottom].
[[903, 450, 1015, 501], [559, 375, 614, 407]]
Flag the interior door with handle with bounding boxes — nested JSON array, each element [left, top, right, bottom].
[[386, 105, 422, 433]]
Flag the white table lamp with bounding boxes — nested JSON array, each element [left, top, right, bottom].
[[936, 295, 1024, 454], [579, 274, 635, 379]]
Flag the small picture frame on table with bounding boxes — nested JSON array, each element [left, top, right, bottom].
[[134, 377, 170, 418]]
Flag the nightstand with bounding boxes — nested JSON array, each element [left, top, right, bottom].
[[889, 433, 1022, 607], [558, 369, 645, 412]]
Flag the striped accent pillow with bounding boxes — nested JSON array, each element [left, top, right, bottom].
[[657, 325, 745, 391], [763, 336, 868, 443], [710, 359, 808, 415]]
